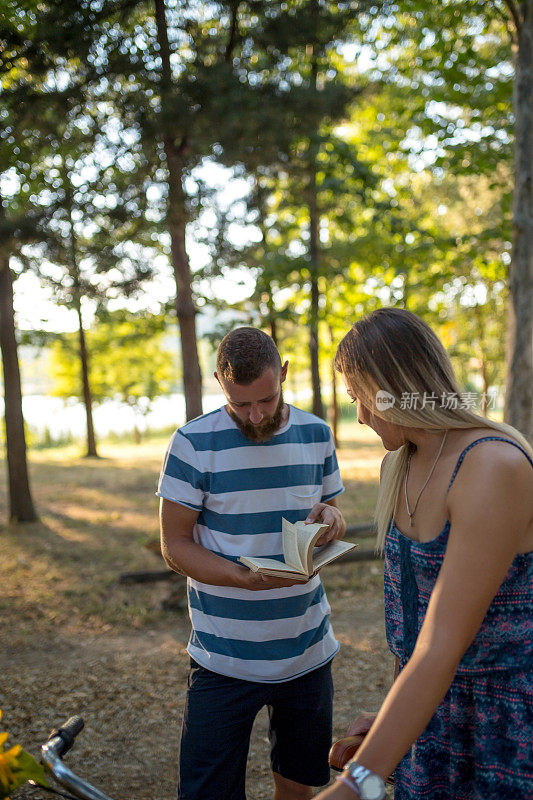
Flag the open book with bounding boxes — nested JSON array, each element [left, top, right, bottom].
[[238, 518, 358, 581]]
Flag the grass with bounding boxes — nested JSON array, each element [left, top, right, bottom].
[[0, 419, 385, 638]]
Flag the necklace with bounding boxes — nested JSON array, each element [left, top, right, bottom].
[[404, 430, 448, 528]]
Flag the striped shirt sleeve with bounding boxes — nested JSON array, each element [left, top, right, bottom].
[[157, 430, 205, 511]]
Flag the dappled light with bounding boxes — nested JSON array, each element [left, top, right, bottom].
[[1, 424, 390, 799], [1, 3, 531, 798]]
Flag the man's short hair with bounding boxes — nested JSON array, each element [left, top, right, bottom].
[[216, 328, 281, 384]]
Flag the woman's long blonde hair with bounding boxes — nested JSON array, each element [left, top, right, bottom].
[[334, 308, 532, 551]]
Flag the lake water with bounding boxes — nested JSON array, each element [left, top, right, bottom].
[[18, 393, 226, 439], [14, 388, 313, 440]]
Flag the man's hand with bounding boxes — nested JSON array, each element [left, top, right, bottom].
[[237, 565, 311, 590], [306, 500, 346, 545]]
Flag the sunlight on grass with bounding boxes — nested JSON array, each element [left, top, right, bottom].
[[1, 419, 385, 635], [335, 420, 385, 524], [29, 436, 171, 466]]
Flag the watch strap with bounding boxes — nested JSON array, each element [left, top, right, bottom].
[[343, 761, 386, 800], [336, 774, 361, 796]]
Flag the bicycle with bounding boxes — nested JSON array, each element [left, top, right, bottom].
[[21, 716, 114, 800], [16, 717, 390, 800]]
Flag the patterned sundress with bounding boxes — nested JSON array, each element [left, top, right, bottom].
[[384, 437, 533, 799]]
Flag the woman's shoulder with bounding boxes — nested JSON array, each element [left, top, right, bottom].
[[448, 427, 532, 486], [446, 428, 533, 551], [451, 427, 530, 457]]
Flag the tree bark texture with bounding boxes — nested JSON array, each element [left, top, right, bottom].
[[473, 305, 490, 416], [329, 323, 339, 447], [307, 49, 324, 420], [268, 298, 279, 348], [64, 168, 98, 458], [0, 257, 37, 521], [154, 0, 203, 422], [506, 1, 533, 442], [76, 304, 98, 457], [308, 155, 325, 420]]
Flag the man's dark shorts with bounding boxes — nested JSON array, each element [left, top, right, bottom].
[[178, 658, 334, 800]]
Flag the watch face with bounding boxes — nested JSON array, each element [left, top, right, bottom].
[[346, 762, 386, 800], [360, 773, 386, 800]]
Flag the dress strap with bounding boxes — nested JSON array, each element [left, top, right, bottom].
[[447, 437, 533, 493]]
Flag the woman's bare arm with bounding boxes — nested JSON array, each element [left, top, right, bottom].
[[317, 443, 532, 795]]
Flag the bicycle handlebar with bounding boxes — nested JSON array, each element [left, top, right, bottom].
[[40, 717, 116, 800], [47, 716, 85, 758]]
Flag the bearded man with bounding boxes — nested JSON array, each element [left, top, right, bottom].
[[158, 327, 346, 800]]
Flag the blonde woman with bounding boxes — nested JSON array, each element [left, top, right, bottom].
[[317, 308, 532, 800]]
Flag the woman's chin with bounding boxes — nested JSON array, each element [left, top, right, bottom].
[[382, 438, 404, 451]]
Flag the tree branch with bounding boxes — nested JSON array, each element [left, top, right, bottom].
[[500, 0, 522, 36], [225, 1, 241, 63]]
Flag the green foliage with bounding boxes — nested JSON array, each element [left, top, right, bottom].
[[256, 1, 512, 395], [7, 748, 50, 794], [49, 310, 177, 416], [0, 0, 160, 309], [367, 1, 513, 172], [1, 0, 516, 413]]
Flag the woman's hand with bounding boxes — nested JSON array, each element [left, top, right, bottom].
[[317, 714, 381, 799], [346, 711, 378, 738], [328, 712, 377, 770]]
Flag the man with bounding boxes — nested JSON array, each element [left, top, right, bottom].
[[157, 327, 346, 800]]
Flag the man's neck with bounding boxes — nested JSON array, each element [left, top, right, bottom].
[[278, 402, 290, 429]]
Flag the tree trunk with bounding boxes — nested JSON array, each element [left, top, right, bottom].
[[473, 305, 489, 416], [328, 323, 339, 446], [307, 47, 324, 420], [258, 208, 279, 347], [76, 303, 98, 457], [154, 0, 203, 422], [0, 257, 37, 522], [165, 146, 203, 422], [309, 276, 323, 418], [506, 2, 533, 442], [64, 165, 98, 459], [308, 147, 324, 420], [480, 359, 490, 416], [267, 290, 279, 347]]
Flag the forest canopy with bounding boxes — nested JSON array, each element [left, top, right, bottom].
[[1, 0, 531, 520]]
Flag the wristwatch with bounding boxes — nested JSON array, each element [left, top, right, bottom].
[[342, 761, 386, 800]]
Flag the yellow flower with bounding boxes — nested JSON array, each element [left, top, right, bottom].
[[0, 710, 22, 798], [0, 709, 49, 799], [0, 744, 21, 791]]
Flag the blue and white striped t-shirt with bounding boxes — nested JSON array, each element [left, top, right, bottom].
[[157, 404, 344, 683]]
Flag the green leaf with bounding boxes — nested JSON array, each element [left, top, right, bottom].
[[8, 749, 50, 791]]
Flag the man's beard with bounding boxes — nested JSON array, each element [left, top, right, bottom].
[[229, 392, 286, 442]]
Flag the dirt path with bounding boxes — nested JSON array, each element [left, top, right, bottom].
[[2, 427, 389, 798], [3, 569, 391, 800]]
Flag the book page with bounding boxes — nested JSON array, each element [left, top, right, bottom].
[[297, 521, 328, 574], [311, 539, 357, 571], [239, 555, 301, 573], [281, 519, 309, 573], [237, 556, 309, 581], [282, 519, 328, 575]]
